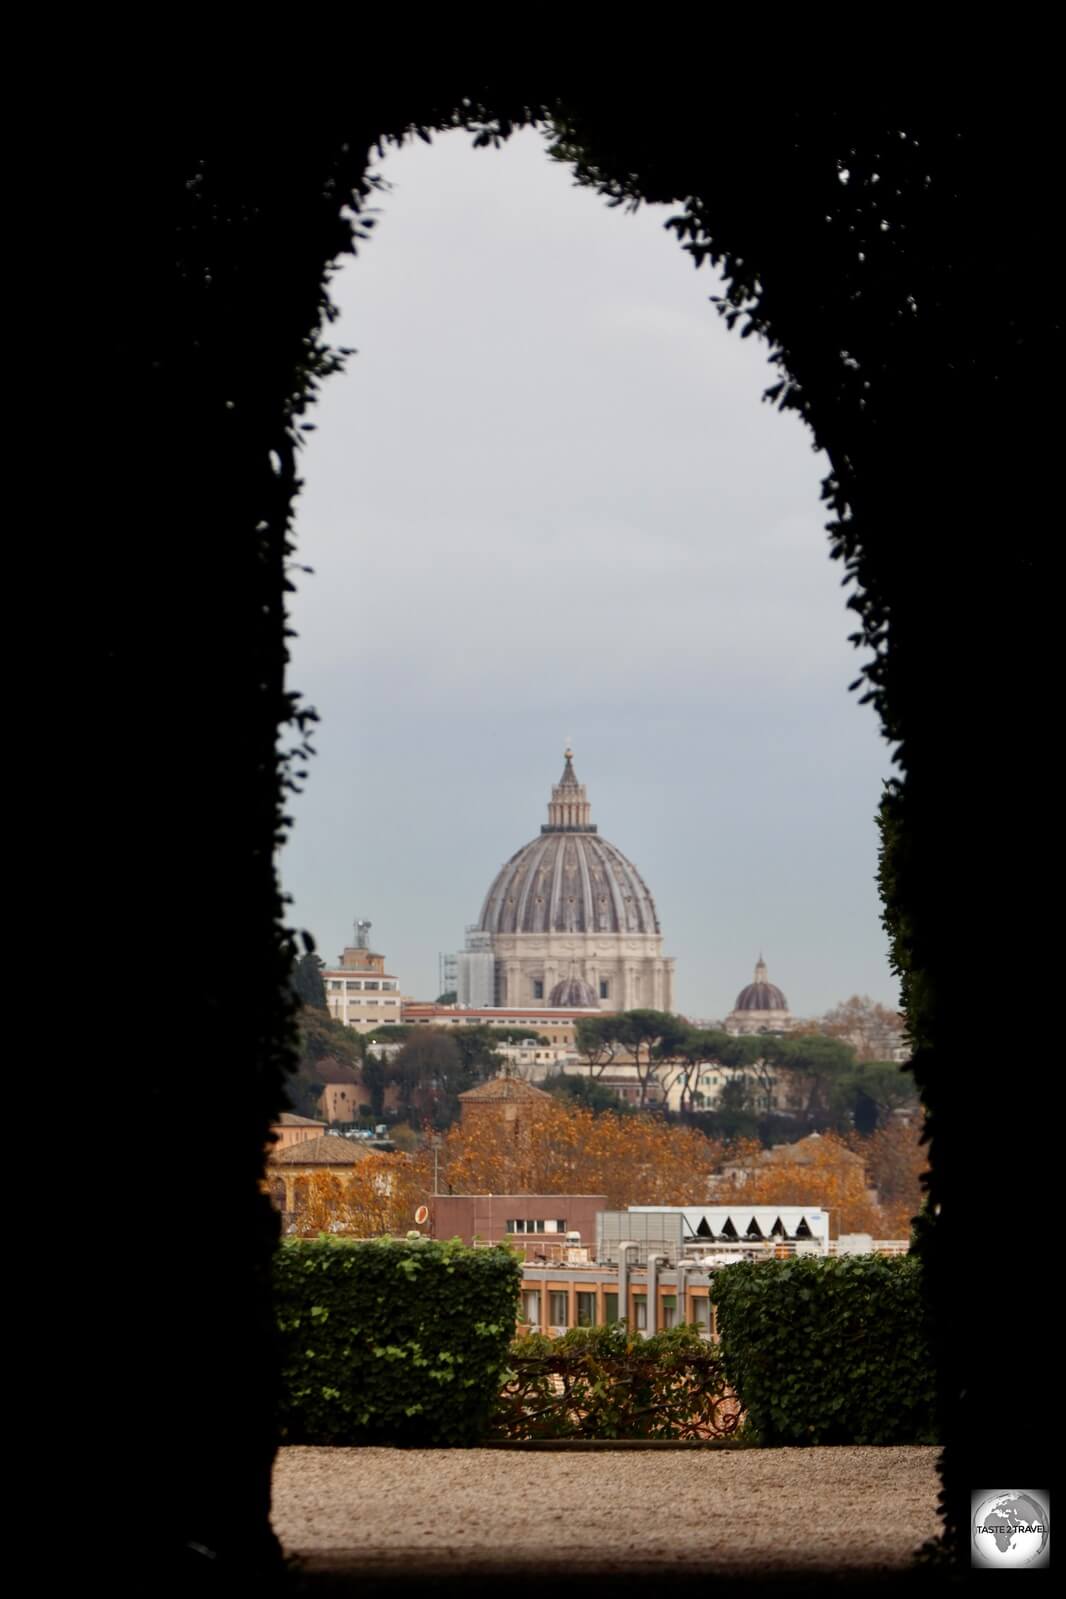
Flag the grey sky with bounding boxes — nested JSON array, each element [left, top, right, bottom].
[[281, 128, 898, 1020]]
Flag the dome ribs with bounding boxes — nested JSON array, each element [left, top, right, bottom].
[[472, 753, 670, 1018], [575, 837, 595, 934], [548, 837, 569, 933], [514, 835, 553, 934], [477, 830, 659, 937]]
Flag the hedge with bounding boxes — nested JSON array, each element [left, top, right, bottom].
[[713, 1255, 937, 1446], [273, 1237, 521, 1446]]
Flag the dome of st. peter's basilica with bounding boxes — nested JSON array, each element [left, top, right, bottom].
[[474, 750, 674, 1013]]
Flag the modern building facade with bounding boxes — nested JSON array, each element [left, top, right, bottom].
[[517, 1262, 716, 1338], [470, 749, 675, 1012]]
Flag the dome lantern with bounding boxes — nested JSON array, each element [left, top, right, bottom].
[[544, 746, 594, 832]]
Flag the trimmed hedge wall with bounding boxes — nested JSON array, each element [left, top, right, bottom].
[[274, 1237, 521, 1446], [713, 1255, 937, 1446]]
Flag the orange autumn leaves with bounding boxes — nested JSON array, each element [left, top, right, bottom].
[[717, 1140, 883, 1237], [716, 1123, 926, 1237], [428, 1100, 732, 1210], [288, 1154, 423, 1238], [434, 1104, 925, 1237], [285, 1103, 927, 1241]]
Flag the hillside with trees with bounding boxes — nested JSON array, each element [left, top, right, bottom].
[[573, 1011, 917, 1139]]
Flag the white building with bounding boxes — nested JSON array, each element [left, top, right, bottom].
[[323, 921, 413, 1034]]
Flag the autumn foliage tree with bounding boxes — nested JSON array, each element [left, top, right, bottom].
[[850, 1117, 928, 1237], [281, 1099, 927, 1244], [424, 1098, 727, 1209], [718, 1123, 927, 1238], [716, 1133, 883, 1237], [288, 1154, 423, 1238], [815, 995, 907, 1062]]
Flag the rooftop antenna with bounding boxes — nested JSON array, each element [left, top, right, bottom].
[[354, 918, 371, 950]]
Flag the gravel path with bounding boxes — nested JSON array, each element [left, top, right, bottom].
[[273, 1445, 941, 1577]]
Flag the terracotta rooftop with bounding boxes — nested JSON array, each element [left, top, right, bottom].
[[458, 1076, 553, 1103], [275, 1113, 326, 1128], [761, 1133, 864, 1168], [271, 1135, 375, 1166], [307, 1055, 361, 1085]]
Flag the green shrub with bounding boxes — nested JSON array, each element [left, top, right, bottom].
[[273, 1237, 521, 1445], [713, 1254, 938, 1446]]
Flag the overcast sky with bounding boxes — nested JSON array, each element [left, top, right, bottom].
[[281, 128, 898, 1021]]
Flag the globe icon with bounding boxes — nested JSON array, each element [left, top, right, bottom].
[[971, 1491, 1050, 1568]]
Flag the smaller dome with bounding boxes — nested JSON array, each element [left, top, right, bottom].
[[734, 957, 788, 1013], [548, 975, 599, 1009]]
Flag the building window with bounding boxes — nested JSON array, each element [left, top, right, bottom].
[[662, 1294, 677, 1330], [532, 980, 544, 999], [345, 981, 361, 991], [549, 1291, 569, 1329], [576, 1291, 597, 1327], [521, 1289, 540, 1325], [599, 980, 609, 999], [603, 1292, 619, 1326], [692, 1297, 711, 1333], [633, 1294, 647, 1331]]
